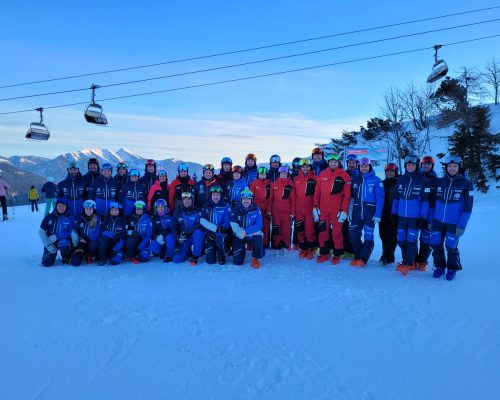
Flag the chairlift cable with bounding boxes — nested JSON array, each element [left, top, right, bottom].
[[1, 5, 499, 89]]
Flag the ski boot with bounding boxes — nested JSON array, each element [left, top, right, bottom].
[[445, 270, 457, 281], [331, 256, 341, 265], [250, 257, 261, 269], [130, 257, 140, 265], [432, 267, 446, 278], [317, 254, 330, 263], [189, 256, 199, 266]]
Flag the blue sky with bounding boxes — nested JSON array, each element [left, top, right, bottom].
[[1, 1, 499, 165]]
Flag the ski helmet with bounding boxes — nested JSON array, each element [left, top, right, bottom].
[[109, 201, 120, 210], [178, 163, 189, 173], [240, 188, 254, 200], [359, 157, 371, 165], [101, 163, 113, 171], [202, 164, 215, 172], [67, 161, 79, 170], [298, 158, 311, 166], [210, 184, 223, 193], [83, 199, 97, 209], [257, 166, 268, 174], [312, 147, 323, 157], [157, 169, 167, 177], [154, 198, 168, 208], [292, 157, 301, 168], [444, 155, 462, 168], [346, 154, 358, 162], [421, 155, 435, 164], [270, 154, 281, 164], [117, 161, 128, 170], [134, 200, 146, 210], [278, 165, 290, 174], [129, 169, 141, 177], [245, 153, 257, 162], [404, 154, 420, 168], [232, 165, 243, 174]]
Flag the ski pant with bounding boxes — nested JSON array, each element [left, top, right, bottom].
[[262, 213, 271, 248], [205, 232, 227, 264], [148, 234, 176, 259], [41, 240, 72, 267], [232, 233, 264, 265], [44, 198, 56, 216], [70, 240, 99, 266], [416, 228, 432, 264], [379, 218, 398, 263], [295, 211, 316, 250], [348, 206, 376, 263], [0, 196, 7, 216], [397, 216, 419, 266], [430, 220, 462, 270], [30, 200, 39, 212], [98, 236, 124, 265], [173, 229, 205, 263], [318, 211, 344, 256], [125, 236, 151, 262], [271, 211, 292, 249]]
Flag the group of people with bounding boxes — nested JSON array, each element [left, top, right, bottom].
[[38, 150, 473, 281]]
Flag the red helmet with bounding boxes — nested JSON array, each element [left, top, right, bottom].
[[232, 165, 243, 173], [384, 163, 399, 172], [421, 155, 435, 164], [312, 147, 323, 156]]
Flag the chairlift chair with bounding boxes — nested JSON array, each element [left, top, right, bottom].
[[427, 45, 448, 84], [25, 107, 50, 141], [84, 84, 108, 125]]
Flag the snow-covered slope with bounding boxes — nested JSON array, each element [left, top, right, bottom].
[[1, 193, 499, 399]]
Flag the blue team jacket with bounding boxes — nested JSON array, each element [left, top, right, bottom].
[[391, 170, 430, 219], [351, 170, 385, 219]]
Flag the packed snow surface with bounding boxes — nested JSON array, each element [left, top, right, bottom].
[[1, 192, 499, 399]]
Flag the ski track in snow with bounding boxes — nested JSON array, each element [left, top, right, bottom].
[[1, 193, 500, 400]]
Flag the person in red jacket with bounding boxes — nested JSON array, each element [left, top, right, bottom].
[[267, 165, 295, 255], [168, 164, 196, 211], [250, 166, 271, 247], [292, 158, 317, 260], [313, 153, 352, 264], [147, 169, 169, 212]]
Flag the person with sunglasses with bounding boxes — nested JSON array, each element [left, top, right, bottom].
[[313, 153, 352, 264], [194, 164, 219, 208], [172, 192, 204, 265], [230, 188, 264, 268], [243, 153, 258, 185], [118, 168, 148, 216], [292, 158, 318, 260], [200, 185, 231, 265], [140, 159, 157, 193], [147, 169, 169, 212], [168, 163, 196, 211], [429, 155, 474, 281], [148, 199, 176, 262], [38, 197, 74, 267], [89, 163, 118, 216], [57, 161, 86, 217], [125, 200, 153, 264], [98, 202, 127, 266], [391, 154, 431, 276], [379, 163, 400, 265], [70, 199, 101, 266], [268, 154, 282, 182], [249, 166, 272, 248]]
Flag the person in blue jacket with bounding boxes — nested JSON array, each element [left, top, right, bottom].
[[194, 164, 218, 208], [41, 176, 57, 216], [97, 202, 127, 266], [230, 188, 264, 268], [343, 153, 359, 258], [172, 192, 205, 265], [89, 163, 118, 216], [114, 161, 128, 195], [217, 157, 233, 194], [414, 155, 439, 271], [311, 147, 328, 176], [70, 199, 101, 266], [118, 168, 147, 216], [200, 185, 231, 265], [57, 161, 86, 216], [243, 153, 258, 185], [226, 165, 248, 207], [38, 198, 74, 267], [125, 200, 153, 264], [430, 155, 474, 281], [268, 154, 281, 182], [348, 157, 385, 266], [391, 154, 431, 275], [148, 199, 176, 262], [82, 158, 100, 200], [139, 159, 157, 194]]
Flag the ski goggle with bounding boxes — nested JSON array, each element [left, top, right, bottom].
[[299, 158, 310, 166], [270, 155, 281, 163], [117, 162, 128, 170], [134, 201, 146, 210], [232, 166, 243, 173], [101, 163, 113, 171], [221, 157, 233, 165], [445, 155, 462, 164], [129, 169, 140, 177], [157, 169, 167, 176], [421, 156, 435, 164], [83, 200, 96, 209], [154, 199, 167, 207], [246, 153, 257, 161], [384, 163, 398, 171], [146, 159, 156, 166], [240, 189, 253, 199], [359, 157, 371, 166], [312, 147, 323, 155], [346, 154, 358, 161], [178, 164, 189, 172], [203, 164, 215, 172], [325, 154, 340, 161], [404, 154, 419, 164], [210, 185, 223, 193], [278, 166, 290, 173], [181, 192, 193, 199], [109, 201, 120, 210], [257, 166, 268, 174]]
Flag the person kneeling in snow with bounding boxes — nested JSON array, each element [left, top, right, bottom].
[[70, 200, 101, 266], [200, 185, 231, 265], [97, 202, 127, 266], [230, 188, 264, 269], [125, 200, 153, 264], [148, 199, 176, 262], [38, 198, 74, 267]]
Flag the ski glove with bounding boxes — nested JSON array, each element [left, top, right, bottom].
[[312, 208, 320, 222], [337, 211, 348, 223], [455, 227, 465, 237], [48, 234, 57, 244], [372, 216, 381, 224], [427, 223, 433, 231], [236, 230, 246, 239], [45, 244, 57, 254], [178, 233, 188, 244], [156, 234, 165, 245]]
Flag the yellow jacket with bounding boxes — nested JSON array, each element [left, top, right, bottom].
[[28, 188, 40, 201]]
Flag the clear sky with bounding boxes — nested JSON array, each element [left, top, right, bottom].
[[1, 0, 499, 165]]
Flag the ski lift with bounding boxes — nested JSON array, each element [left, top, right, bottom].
[[427, 45, 449, 84], [25, 107, 50, 141], [84, 84, 108, 125]]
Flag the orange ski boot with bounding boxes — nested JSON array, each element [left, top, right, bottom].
[[317, 254, 330, 263], [250, 257, 261, 269]]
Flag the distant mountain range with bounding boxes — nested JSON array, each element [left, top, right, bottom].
[[0, 148, 204, 205]]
